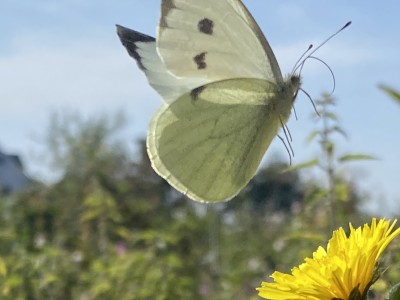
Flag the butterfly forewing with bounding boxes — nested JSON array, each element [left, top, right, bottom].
[[116, 25, 207, 103], [157, 0, 280, 82], [225, 0, 284, 82]]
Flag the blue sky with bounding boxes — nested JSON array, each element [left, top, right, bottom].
[[1, 1, 399, 214]]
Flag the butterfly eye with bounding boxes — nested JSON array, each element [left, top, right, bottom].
[[290, 75, 300, 86]]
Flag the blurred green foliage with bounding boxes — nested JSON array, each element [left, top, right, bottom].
[[380, 85, 400, 105], [0, 103, 398, 299], [288, 94, 375, 231]]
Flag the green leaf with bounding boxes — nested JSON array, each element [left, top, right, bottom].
[[283, 159, 319, 172], [306, 130, 319, 144], [0, 258, 6, 276], [324, 111, 338, 121], [388, 282, 400, 300], [322, 140, 335, 156], [379, 84, 400, 104], [348, 286, 362, 300], [331, 126, 348, 139], [338, 153, 377, 162]]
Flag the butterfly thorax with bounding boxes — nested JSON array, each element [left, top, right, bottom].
[[273, 74, 301, 124]]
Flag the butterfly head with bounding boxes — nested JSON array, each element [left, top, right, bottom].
[[287, 74, 301, 102], [290, 75, 301, 92]]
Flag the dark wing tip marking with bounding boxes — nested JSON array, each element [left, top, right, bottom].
[[193, 52, 207, 70], [160, 0, 176, 28], [198, 18, 214, 35], [116, 24, 155, 70], [190, 86, 205, 100]]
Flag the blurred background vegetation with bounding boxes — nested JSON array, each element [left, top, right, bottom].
[[0, 90, 400, 300]]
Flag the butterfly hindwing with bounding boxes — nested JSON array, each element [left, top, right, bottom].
[[147, 78, 285, 202], [157, 0, 282, 82]]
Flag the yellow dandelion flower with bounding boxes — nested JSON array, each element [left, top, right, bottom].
[[257, 218, 400, 300]]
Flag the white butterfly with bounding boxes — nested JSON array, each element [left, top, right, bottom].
[[116, 0, 301, 203]]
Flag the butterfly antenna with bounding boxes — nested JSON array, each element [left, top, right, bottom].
[[300, 88, 320, 116], [294, 21, 352, 74], [292, 44, 313, 74], [278, 135, 292, 166], [308, 56, 336, 94]]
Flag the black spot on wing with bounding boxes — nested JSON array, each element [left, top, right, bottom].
[[116, 24, 155, 70], [190, 86, 205, 100], [194, 52, 207, 70], [198, 18, 214, 35]]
